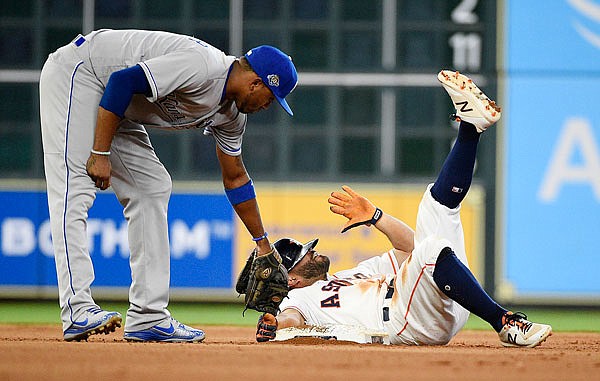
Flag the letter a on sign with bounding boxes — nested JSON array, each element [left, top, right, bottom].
[[538, 117, 600, 202]]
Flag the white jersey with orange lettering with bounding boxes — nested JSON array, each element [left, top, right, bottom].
[[279, 274, 394, 333], [279, 251, 400, 333], [278, 185, 471, 346]]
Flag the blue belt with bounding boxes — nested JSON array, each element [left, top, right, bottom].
[[72, 34, 86, 47], [383, 278, 395, 322]]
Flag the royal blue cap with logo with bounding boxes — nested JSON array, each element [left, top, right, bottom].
[[244, 45, 298, 116]]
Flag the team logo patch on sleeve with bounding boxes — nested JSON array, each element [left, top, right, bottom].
[[267, 74, 280, 87]]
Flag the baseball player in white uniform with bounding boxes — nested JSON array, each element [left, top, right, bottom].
[[256, 71, 552, 348], [39, 29, 298, 342]]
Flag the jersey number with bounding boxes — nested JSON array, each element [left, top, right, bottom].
[[320, 294, 340, 308]]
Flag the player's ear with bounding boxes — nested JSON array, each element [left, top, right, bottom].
[[288, 276, 301, 289]]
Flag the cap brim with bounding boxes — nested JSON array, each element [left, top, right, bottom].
[[275, 96, 293, 116], [290, 238, 319, 270]]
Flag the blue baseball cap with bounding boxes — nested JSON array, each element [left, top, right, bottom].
[[244, 45, 298, 116]]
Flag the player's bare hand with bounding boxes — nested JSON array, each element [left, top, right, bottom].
[[328, 185, 376, 231], [86, 154, 112, 190]]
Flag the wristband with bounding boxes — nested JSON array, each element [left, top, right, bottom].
[[341, 207, 383, 233], [252, 232, 268, 242], [91, 149, 111, 156], [369, 207, 383, 225], [225, 179, 256, 206]]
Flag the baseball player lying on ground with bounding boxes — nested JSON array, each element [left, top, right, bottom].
[[254, 71, 552, 347]]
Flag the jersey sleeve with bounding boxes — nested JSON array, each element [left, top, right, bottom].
[[203, 110, 246, 156], [332, 250, 400, 279], [138, 49, 208, 102], [278, 288, 314, 324]]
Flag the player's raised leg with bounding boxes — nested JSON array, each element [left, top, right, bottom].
[[431, 70, 501, 210], [430, 71, 551, 347]]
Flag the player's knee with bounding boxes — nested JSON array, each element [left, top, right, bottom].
[[436, 246, 455, 264], [415, 236, 453, 264], [432, 247, 457, 293], [158, 170, 172, 196], [146, 168, 172, 199]]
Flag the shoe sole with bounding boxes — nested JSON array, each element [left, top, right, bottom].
[[123, 335, 205, 343], [500, 327, 553, 348], [64, 315, 123, 342], [437, 70, 501, 131]]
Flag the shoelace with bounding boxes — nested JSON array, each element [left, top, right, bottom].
[[505, 312, 533, 333]]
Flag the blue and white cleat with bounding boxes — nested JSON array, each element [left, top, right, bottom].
[[123, 317, 206, 343], [63, 308, 122, 341]]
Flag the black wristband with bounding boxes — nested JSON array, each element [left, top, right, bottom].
[[341, 207, 383, 233], [369, 207, 383, 225]]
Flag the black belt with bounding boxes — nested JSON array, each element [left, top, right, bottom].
[[383, 278, 395, 322]]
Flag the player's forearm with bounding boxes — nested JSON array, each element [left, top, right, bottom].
[[92, 107, 121, 152], [375, 213, 415, 253], [276, 309, 307, 329], [92, 66, 151, 151], [231, 199, 272, 254], [218, 150, 272, 254]]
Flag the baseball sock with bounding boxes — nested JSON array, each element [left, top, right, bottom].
[[430, 121, 480, 209], [433, 247, 507, 332]]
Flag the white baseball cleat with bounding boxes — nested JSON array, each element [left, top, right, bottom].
[[498, 311, 552, 348], [63, 307, 122, 341], [438, 70, 501, 132]]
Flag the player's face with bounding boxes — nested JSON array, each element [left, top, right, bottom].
[[237, 79, 275, 114], [288, 250, 330, 289]]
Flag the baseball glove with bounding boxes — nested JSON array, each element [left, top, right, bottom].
[[256, 313, 278, 342], [242, 246, 289, 315], [235, 249, 256, 294]]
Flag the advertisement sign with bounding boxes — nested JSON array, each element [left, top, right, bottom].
[[235, 184, 484, 285], [0, 184, 484, 299], [502, 0, 600, 301], [506, 0, 600, 72], [0, 190, 234, 291]]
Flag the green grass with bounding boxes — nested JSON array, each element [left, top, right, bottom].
[[0, 301, 598, 332], [0, 301, 262, 326]]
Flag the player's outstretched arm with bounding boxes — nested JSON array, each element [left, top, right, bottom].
[[217, 148, 272, 255], [256, 310, 306, 342], [276, 309, 306, 329], [328, 185, 415, 253], [373, 210, 415, 254]]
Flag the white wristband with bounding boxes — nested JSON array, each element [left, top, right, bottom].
[[91, 149, 111, 156]]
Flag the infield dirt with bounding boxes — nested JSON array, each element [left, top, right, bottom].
[[1, 325, 598, 381]]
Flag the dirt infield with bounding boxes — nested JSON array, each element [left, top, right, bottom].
[[1, 325, 599, 381]]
